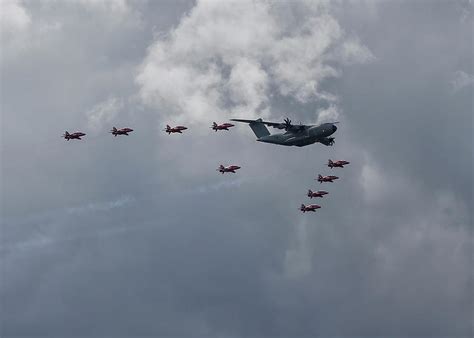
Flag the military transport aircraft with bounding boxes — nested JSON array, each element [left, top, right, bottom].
[[217, 164, 241, 174], [211, 122, 235, 131], [230, 117, 338, 147], [300, 204, 321, 213], [164, 125, 188, 134], [307, 190, 329, 198], [110, 127, 133, 136], [316, 174, 339, 183], [328, 159, 350, 168], [62, 131, 86, 140]]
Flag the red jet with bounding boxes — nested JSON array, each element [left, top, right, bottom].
[[300, 204, 321, 213], [63, 131, 86, 140], [307, 189, 328, 198], [110, 127, 133, 136], [165, 125, 188, 134], [316, 174, 339, 183], [217, 164, 241, 174], [211, 122, 235, 131], [328, 159, 350, 168]]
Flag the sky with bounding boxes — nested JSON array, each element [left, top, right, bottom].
[[1, 0, 473, 336]]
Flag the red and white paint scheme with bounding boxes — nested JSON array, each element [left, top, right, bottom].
[[300, 204, 321, 213], [211, 122, 235, 131], [217, 164, 241, 174], [110, 127, 134, 136], [327, 159, 350, 168], [307, 190, 328, 198], [63, 131, 86, 140], [164, 125, 188, 134], [316, 174, 339, 183]]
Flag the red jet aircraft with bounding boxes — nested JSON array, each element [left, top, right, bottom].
[[211, 122, 235, 131], [316, 174, 339, 183], [217, 164, 241, 174], [328, 159, 350, 168], [110, 127, 133, 136], [300, 204, 321, 213], [63, 131, 86, 140], [164, 125, 188, 134], [307, 189, 328, 198]]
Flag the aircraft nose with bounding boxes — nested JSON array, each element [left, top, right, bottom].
[[332, 124, 337, 133]]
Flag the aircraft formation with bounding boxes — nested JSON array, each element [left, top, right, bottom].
[[63, 117, 347, 214], [300, 159, 350, 213]]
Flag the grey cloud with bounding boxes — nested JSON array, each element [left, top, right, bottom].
[[1, 0, 472, 337]]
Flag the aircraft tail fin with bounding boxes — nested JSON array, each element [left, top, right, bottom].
[[249, 119, 270, 138]]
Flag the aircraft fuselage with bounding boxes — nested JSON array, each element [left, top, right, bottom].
[[256, 123, 337, 147]]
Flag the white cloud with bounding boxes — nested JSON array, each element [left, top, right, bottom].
[[75, 0, 130, 14], [358, 152, 409, 205], [360, 161, 388, 203], [227, 58, 269, 116], [0, 0, 31, 34], [1, 0, 142, 63], [451, 70, 474, 92], [85, 97, 124, 132], [0, 0, 31, 53], [316, 104, 340, 124], [338, 38, 376, 65], [66, 195, 134, 214], [136, 0, 374, 125]]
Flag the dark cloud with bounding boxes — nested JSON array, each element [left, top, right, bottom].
[[1, 1, 472, 337]]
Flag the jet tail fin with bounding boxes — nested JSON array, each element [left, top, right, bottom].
[[249, 119, 270, 138]]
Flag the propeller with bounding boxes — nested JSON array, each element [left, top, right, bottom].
[[283, 118, 307, 132], [276, 117, 291, 131]]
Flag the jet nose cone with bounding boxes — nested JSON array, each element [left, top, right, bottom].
[[332, 125, 337, 133]]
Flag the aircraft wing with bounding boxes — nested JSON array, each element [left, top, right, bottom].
[[230, 118, 287, 129], [231, 118, 318, 134]]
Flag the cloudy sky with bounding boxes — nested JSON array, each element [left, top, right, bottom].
[[1, 0, 472, 336]]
